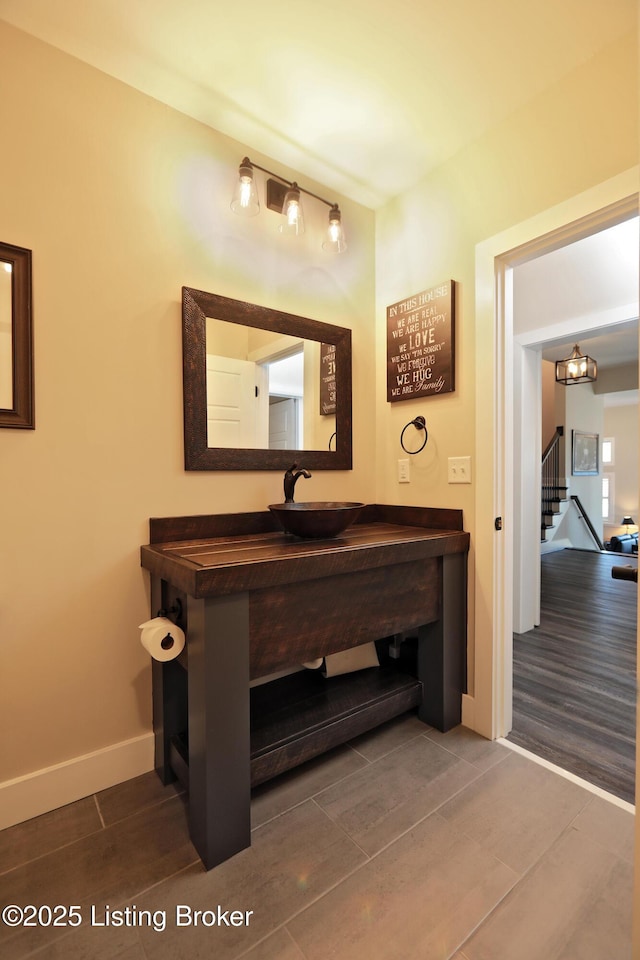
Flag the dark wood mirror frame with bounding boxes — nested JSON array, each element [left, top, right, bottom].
[[182, 287, 352, 470], [0, 242, 34, 429]]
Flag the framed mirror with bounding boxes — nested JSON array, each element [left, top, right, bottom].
[[182, 287, 352, 470], [0, 242, 34, 429]]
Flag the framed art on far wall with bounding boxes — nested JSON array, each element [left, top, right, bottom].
[[572, 430, 599, 476]]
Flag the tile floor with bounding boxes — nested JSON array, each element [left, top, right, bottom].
[[0, 717, 635, 959]]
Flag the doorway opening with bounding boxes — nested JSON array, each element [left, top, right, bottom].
[[266, 350, 304, 449], [512, 216, 639, 632], [504, 215, 639, 802]]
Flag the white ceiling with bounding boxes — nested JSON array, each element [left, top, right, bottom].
[[0, 0, 636, 208], [513, 217, 639, 372]]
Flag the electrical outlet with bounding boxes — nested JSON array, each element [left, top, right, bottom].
[[448, 456, 472, 484], [398, 459, 410, 483]]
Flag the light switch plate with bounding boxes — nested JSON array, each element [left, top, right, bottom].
[[448, 456, 471, 483]]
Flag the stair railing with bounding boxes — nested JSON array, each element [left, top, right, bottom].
[[570, 495, 605, 551], [542, 426, 563, 503]]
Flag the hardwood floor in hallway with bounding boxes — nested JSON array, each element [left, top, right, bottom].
[[508, 548, 637, 803]]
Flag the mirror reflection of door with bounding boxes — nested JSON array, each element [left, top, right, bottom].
[[269, 398, 299, 449], [206, 354, 268, 448]]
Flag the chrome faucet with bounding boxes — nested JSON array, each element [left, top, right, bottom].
[[284, 463, 311, 502]]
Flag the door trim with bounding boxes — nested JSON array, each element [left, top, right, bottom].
[[473, 168, 639, 740]]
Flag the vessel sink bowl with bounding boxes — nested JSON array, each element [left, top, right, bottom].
[[269, 501, 365, 539]]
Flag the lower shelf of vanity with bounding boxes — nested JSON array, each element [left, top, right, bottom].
[[169, 664, 423, 792]]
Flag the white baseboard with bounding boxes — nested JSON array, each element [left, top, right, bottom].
[[541, 537, 571, 555], [0, 733, 155, 831]]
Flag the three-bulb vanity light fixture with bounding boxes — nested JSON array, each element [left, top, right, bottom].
[[231, 157, 347, 253]]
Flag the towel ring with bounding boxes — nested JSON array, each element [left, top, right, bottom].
[[400, 416, 428, 455], [328, 431, 337, 451]]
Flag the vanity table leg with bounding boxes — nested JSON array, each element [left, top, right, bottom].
[[418, 552, 467, 731], [186, 593, 251, 870], [150, 576, 187, 785], [152, 661, 186, 784]]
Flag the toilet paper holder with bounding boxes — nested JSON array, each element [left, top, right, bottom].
[[157, 599, 183, 622], [140, 606, 186, 662]]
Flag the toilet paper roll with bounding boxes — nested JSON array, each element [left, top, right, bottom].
[[322, 641, 379, 678], [302, 658, 324, 670], [139, 617, 185, 662]]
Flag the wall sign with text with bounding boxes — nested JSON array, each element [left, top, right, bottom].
[[386, 280, 455, 402], [320, 342, 336, 415]]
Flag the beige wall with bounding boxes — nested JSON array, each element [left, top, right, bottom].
[[374, 29, 638, 695], [541, 360, 559, 453], [603, 401, 639, 539], [0, 22, 375, 791], [596, 362, 639, 394], [563, 385, 605, 541]]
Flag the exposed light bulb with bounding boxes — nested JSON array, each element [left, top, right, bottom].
[[231, 158, 260, 217], [286, 199, 300, 226], [279, 184, 305, 236], [568, 346, 587, 378], [239, 179, 253, 208], [322, 204, 347, 253]]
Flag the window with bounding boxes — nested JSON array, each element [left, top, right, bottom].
[[602, 474, 614, 521], [601, 437, 614, 466]]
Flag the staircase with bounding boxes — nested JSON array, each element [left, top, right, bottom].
[[541, 427, 568, 543], [541, 484, 570, 541], [540, 426, 605, 550]]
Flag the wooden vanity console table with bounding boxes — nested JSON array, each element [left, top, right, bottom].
[[140, 504, 469, 870]]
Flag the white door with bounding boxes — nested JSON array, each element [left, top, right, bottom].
[[269, 397, 299, 449], [206, 354, 267, 448]]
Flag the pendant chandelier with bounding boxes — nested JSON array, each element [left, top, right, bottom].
[[555, 343, 597, 385]]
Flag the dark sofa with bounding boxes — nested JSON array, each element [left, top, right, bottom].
[[608, 533, 638, 554]]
